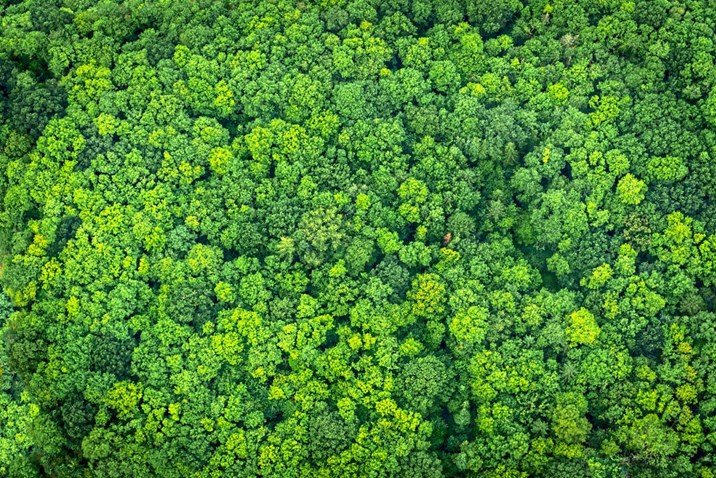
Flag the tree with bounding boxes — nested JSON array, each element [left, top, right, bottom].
[[4, 0, 716, 475]]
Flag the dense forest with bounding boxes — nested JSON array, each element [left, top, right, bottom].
[[3, 0, 716, 476]]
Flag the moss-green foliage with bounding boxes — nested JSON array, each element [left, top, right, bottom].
[[3, 0, 716, 476]]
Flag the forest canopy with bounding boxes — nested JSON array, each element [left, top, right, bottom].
[[3, 0, 716, 476]]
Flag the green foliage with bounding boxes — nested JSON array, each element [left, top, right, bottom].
[[2, 0, 716, 476]]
